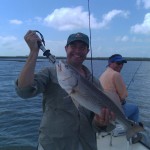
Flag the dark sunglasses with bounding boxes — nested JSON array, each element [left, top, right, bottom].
[[116, 62, 124, 65]]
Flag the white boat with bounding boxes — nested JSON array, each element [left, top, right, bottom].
[[97, 124, 150, 150]]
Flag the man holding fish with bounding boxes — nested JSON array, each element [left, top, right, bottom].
[[15, 31, 115, 150]]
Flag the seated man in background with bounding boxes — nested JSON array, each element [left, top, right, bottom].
[[99, 54, 139, 122], [99, 54, 143, 143]]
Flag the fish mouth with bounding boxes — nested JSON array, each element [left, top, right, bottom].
[[57, 62, 74, 81]]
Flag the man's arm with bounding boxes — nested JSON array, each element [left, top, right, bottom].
[[18, 30, 41, 88], [114, 73, 128, 102]]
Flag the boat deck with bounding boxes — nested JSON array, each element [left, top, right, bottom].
[[97, 132, 149, 150]]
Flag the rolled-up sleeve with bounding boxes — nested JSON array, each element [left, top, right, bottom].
[[15, 67, 51, 99]]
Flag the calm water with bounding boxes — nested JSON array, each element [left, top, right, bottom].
[[0, 58, 150, 149]]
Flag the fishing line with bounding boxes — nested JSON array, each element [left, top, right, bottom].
[[35, 1, 94, 80], [87, 0, 94, 82], [126, 61, 142, 90]]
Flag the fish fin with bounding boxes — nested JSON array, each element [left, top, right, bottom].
[[71, 98, 80, 109], [104, 91, 124, 114], [64, 95, 71, 99], [64, 94, 80, 110]]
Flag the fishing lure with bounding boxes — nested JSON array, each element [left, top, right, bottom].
[[34, 30, 56, 63]]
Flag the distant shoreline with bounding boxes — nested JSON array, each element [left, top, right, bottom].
[[0, 56, 150, 61]]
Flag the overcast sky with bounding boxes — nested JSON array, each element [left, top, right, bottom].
[[0, 0, 150, 57]]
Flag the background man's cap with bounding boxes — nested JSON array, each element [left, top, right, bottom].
[[66, 32, 89, 48], [109, 54, 127, 64]]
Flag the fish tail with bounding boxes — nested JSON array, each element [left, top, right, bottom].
[[126, 123, 144, 141]]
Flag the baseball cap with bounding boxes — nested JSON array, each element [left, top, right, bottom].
[[66, 32, 89, 48], [109, 54, 127, 64]]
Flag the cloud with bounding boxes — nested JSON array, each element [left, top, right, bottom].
[[0, 35, 29, 56], [0, 36, 17, 45], [136, 0, 150, 9], [43, 7, 129, 30], [9, 19, 23, 25], [34, 17, 42, 22], [44, 6, 96, 30], [0, 36, 18, 54], [99, 9, 129, 28], [116, 35, 129, 42], [131, 37, 143, 42], [131, 13, 150, 34]]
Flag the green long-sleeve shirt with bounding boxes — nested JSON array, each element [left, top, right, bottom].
[[15, 64, 112, 150]]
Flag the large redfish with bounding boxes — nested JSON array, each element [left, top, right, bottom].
[[56, 60, 144, 140]]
